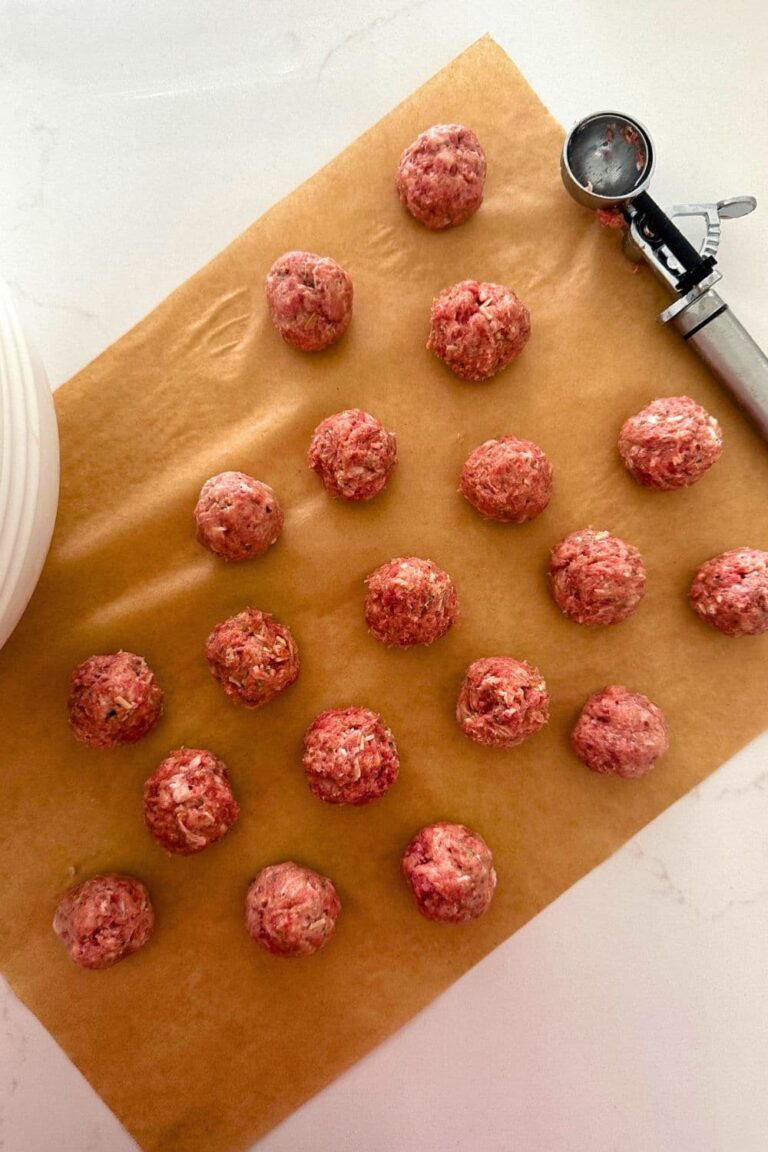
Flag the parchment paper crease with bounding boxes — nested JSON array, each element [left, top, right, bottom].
[[1, 38, 767, 1152]]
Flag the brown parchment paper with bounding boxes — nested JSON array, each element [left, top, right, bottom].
[[2, 37, 768, 1152]]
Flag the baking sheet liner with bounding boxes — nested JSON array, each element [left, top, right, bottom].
[[1, 37, 767, 1152]]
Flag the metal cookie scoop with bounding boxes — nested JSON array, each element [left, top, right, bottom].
[[561, 111, 768, 441]]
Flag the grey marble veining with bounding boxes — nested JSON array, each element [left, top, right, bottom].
[[1, 2, 767, 1149]]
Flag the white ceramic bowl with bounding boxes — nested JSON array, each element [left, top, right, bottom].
[[0, 279, 60, 650]]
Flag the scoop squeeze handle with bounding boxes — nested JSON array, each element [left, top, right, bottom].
[[672, 293, 768, 441]]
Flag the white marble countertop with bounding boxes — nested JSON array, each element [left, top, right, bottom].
[[2, 2, 768, 1149]]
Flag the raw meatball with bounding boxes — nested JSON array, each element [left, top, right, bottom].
[[427, 280, 531, 382], [194, 471, 283, 561], [618, 395, 723, 490], [401, 822, 496, 924], [549, 528, 646, 626], [68, 651, 163, 748], [457, 656, 549, 748], [205, 608, 300, 708], [395, 124, 487, 230], [143, 747, 240, 855], [308, 409, 397, 502], [460, 436, 553, 523], [365, 556, 458, 647], [689, 548, 768, 636], [302, 707, 399, 806], [265, 250, 353, 352], [245, 862, 341, 957], [571, 685, 669, 779], [53, 873, 154, 970]]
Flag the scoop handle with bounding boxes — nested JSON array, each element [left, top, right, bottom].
[[671, 290, 768, 442]]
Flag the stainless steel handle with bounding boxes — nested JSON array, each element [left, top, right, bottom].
[[669, 290, 768, 441]]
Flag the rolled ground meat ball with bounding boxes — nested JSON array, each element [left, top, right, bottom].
[[68, 651, 163, 748], [245, 862, 341, 957], [143, 747, 240, 855], [456, 656, 549, 748], [302, 707, 399, 806], [427, 280, 531, 382], [618, 395, 723, 490], [205, 608, 300, 708], [571, 685, 669, 779], [53, 873, 154, 970], [689, 548, 768, 636], [460, 436, 553, 522], [395, 124, 487, 230], [265, 251, 353, 352], [401, 822, 496, 924], [194, 471, 283, 561], [549, 528, 646, 626], [365, 556, 458, 647], [308, 409, 397, 502]]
